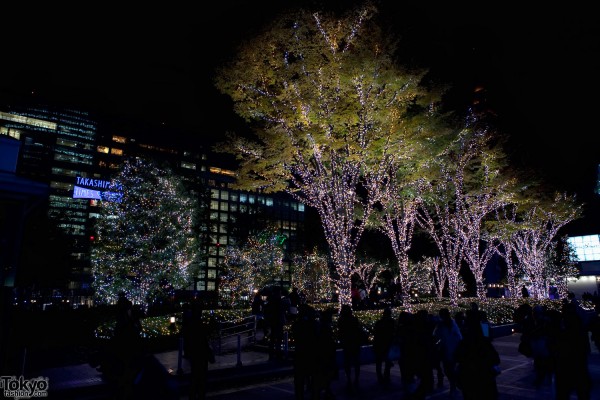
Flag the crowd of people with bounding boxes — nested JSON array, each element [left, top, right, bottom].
[[95, 288, 600, 400]]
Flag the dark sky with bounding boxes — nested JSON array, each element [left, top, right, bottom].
[[1, 1, 599, 233]]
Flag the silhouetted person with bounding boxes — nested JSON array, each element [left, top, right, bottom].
[[314, 308, 337, 400], [433, 308, 462, 396], [373, 306, 395, 384], [264, 287, 285, 360], [111, 298, 145, 399], [521, 305, 552, 387], [455, 318, 501, 400], [397, 311, 417, 391], [291, 304, 318, 399], [553, 302, 592, 400], [187, 303, 215, 400], [411, 310, 437, 400], [338, 304, 362, 391], [521, 285, 530, 298]]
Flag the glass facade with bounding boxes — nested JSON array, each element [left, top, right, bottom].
[[0, 107, 97, 292]]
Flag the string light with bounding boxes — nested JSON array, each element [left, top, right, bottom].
[[91, 157, 197, 309]]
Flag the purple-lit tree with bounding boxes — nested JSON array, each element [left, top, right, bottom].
[[214, 4, 446, 308]]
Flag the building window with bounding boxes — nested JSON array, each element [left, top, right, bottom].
[[181, 161, 196, 170], [110, 148, 123, 155], [299, 203, 305, 212], [112, 135, 127, 143], [219, 202, 229, 211], [97, 146, 109, 154], [207, 282, 215, 291], [210, 200, 219, 210], [211, 189, 219, 199], [266, 198, 273, 206], [240, 194, 247, 203]]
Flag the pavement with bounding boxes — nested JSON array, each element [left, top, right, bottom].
[[25, 325, 600, 399]]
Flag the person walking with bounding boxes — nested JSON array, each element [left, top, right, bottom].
[[455, 318, 501, 400], [433, 308, 462, 397], [187, 303, 216, 400], [372, 306, 395, 384], [313, 308, 337, 400], [291, 304, 318, 399], [337, 304, 363, 392], [264, 287, 286, 360], [553, 301, 592, 400]]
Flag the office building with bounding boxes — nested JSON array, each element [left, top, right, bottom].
[[1, 105, 305, 303]]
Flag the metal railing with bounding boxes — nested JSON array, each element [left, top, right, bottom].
[[212, 314, 258, 366]]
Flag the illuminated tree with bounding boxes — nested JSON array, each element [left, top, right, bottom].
[[545, 235, 580, 299], [402, 256, 466, 299], [493, 205, 523, 298], [291, 248, 332, 303], [416, 118, 516, 302], [503, 193, 582, 298], [218, 226, 285, 307], [91, 157, 198, 308], [375, 183, 420, 307], [214, 3, 446, 308], [450, 122, 516, 299], [354, 257, 386, 293]]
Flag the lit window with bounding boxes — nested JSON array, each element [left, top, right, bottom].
[[112, 135, 127, 143], [181, 161, 196, 170], [299, 204, 305, 212], [240, 194, 247, 203], [211, 189, 219, 199], [266, 198, 273, 206], [97, 146, 109, 154], [210, 200, 219, 210], [110, 148, 123, 155]]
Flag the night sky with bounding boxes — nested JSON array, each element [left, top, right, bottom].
[[1, 1, 599, 234]]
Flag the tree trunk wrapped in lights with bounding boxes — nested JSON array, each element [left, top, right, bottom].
[[417, 117, 516, 301], [498, 194, 582, 299], [214, 3, 447, 309]]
